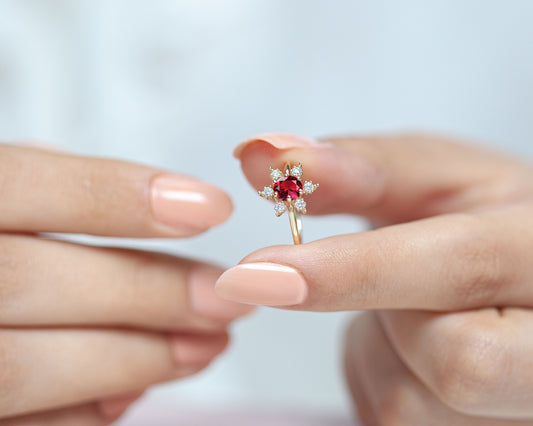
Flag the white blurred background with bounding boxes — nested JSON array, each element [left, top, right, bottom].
[[1, 1, 533, 424]]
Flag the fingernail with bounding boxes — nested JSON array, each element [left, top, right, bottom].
[[16, 140, 66, 152], [151, 174, 233, 233], [98, 391, 143, 421], [233, 133, 321, 158], [215, 262, 307, 306], [189, 267, 255, 321], [170, 334, 228, 365]]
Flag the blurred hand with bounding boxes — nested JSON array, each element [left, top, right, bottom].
[[0, 144, 252, 425], [217, 133, 533, 424]]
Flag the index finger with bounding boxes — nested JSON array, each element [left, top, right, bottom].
[[235, 133, 529, 224], [0, 144, 232, 237]]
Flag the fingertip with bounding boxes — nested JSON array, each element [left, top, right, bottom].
[[215, 262, 308, 306], [236, 133, 385, 216], [12, 140, 67, 153], [170, 332, 230, 367], [213, 188, 234, 225], [236, 137, 328, 204], [98, 390, 144, 422], [150, 174, 234, 235], [233, 133, 319, 159], [189, 266, 256, 321]]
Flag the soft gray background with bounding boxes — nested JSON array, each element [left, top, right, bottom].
[[1, 0, 532, 424]]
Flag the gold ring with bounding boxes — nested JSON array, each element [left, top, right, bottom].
[[258, 162, 319, 245]]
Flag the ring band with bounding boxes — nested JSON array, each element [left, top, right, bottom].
[[258, 162, 318, 245], [288, 201, 302, 245]]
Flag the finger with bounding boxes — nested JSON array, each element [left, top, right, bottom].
[[345, 312, 457, 425], [345, 312, 530, 425], [2, 391, 143, 426], [344, 312, 386, 425], [215, 206, 533, 310], [0, 328, 228, 418], [0, 235, 253, 328], [235, 133, 532, 223], [2, 404, 111, 426], [379, 308, 533, 418], [0, 144, 232, 237]]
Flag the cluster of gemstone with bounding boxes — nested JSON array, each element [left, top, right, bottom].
[[259, 163, 318, 216]]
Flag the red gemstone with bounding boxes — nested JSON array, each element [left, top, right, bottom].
[[273, 176, 303, 201]]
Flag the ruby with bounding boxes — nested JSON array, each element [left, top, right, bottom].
[[273, 176, 303, 201]]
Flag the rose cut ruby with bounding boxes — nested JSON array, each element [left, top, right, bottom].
[[273, 176, 302, 201]]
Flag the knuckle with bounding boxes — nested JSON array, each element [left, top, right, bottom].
[[433, 321, 507, 414], [339, 240, 385, 309], [445, 214, 504, 307], [0, 236, 22, 306], [75, 160, 117, 222], [375, 383, 419, 426], [72, 159, 149, 231], [0, 146, 21, 194], [0, 332, 23, 413], [123, 251, 189, 327], [355, 405, 377, 426]]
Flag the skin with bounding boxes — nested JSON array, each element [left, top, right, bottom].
[[0, 144, 252, 425], [232, 132, 533, 425]]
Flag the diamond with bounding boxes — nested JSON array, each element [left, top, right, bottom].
[[273, 176, 303, 201], [291, 166, 302, 178], [294, 199, 306, 211], [303, 181, 314, 194], [270, 168, 282, 181], [274, 202, 286, 215], [263, 186, 274, 197]]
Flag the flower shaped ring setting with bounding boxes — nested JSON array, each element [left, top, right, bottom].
[[258, 163, 319, 245]]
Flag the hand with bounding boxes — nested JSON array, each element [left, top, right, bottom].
[[0, 144, 252, 425], [216, 133, 533, 424]]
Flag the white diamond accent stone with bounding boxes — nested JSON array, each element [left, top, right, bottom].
[[291, 166, 302, 177], [303, 181, 314, 194], [274, 202, 286, 215], [270, 169, 282, 180], [294, 199, 306, 211], [263, 186, 274, 197]]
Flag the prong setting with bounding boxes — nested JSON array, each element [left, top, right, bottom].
[[290, 163, 303, 178], [303, 181, 318, 194], [259, 162, 318, 217], [294, 198, 307, 213], [270, 167, 283, 181], [274, 202, 286, 216], [259, 186, 275, 199]]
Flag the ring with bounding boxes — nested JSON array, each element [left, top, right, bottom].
[[258, 162, 319, 245]]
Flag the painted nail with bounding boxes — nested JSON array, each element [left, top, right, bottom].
[[98, 391, 143, 421], [215, 262, 307, 306], [16, 140, 66, 152], [189, 267, 255, 321], [233, 133, 322, 158], [170, 334, 228, 365], [150, 174, 233, 232]]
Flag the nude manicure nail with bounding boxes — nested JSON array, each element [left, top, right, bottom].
[[215, 262, 308, 306], [189, 267, 255, 321], [170, 334, 228, 365], [98, 392, 143, 420], [233, 133, 322, 158], [18, 141, 66, 152], [150, 174, 233, 232]]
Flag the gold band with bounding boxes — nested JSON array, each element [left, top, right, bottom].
[[284, 163, 302, 245], [288, 203, 302, 245]]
